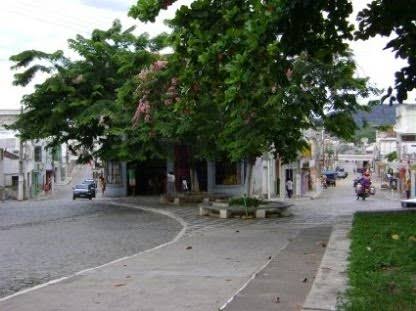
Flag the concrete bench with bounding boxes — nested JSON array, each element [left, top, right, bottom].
[[199, 202, 292, 219], [199, 204, 230, 218], [255, 204, 292, 218]]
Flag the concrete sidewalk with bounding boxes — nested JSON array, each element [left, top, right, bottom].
[[224, 226, 332, 311], [303, 217, 352, 311], [1, 201, 315, 311]]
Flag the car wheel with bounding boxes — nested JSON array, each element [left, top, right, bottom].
[[73, 196, 76, 200], [89, 196, 92, 200]]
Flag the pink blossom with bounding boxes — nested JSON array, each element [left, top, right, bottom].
[[138, 69, 150, 80], [152, 60, 168, 71]]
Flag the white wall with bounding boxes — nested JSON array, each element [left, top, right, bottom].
[[395, 104, 416, 134], [380, 140, 397, 156]]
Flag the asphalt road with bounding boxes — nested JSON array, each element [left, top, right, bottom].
[[0, 198, 182, 298]]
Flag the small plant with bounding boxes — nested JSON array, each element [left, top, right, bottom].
[[385, 151, 397, 162]]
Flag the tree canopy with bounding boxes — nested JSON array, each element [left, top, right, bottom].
[[9, 20, 162, 163], [356, 0, 416, 103], [129, 0, 373, 164], [11, 0, 402, 172]]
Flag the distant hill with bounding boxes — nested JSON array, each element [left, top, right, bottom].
[[353, 104, 396, 127]]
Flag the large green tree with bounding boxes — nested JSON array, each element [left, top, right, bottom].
[[129, 0, 374, 193], [9, 20, 160, 163]]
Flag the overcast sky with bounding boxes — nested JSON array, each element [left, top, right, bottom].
[[0, 0, 412, 110]]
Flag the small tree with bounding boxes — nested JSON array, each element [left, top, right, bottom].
[[9, 20, 158, 163], [385, 151, 397, 162]]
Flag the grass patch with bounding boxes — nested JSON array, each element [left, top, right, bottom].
[[340, 212, 416, 310]]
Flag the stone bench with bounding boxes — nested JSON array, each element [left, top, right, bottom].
[[199, 202, 292, 219], [199, 203, 231, 219], [255, 204, 292, 218]]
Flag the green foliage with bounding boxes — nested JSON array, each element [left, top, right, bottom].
[[129, 0, 374, 165], [385, 151, 398, 162], [129, 0, 178, 22], [376, 124, 394, 132], [341, 213, 416, 310], [229, 197, 263, 207], [9, 20, 159, 163], [356, 0, 416, 103], [353, 123, 377, 144]]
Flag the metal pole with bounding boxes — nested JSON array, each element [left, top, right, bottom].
[[17, 108, 24, 200]]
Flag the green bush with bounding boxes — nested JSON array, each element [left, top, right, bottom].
[[228, 197, 264, 207]]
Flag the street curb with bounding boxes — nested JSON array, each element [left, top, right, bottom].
[[378, 189, 401, 202], [302, 217, 352, 311], [0, 201, 187, 303], [310, 190, 323, 200]]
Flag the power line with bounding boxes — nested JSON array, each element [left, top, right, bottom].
[[7, 0, 124, 32], [3, 9, 88, 34]]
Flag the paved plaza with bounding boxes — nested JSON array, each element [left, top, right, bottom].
[[0, 175, 402, 310]]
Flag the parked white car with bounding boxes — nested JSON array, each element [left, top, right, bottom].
[[401, 198, 416, 208]]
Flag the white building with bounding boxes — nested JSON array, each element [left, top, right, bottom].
[[395, 104, 416, 160], [0, 109, 70, 200]]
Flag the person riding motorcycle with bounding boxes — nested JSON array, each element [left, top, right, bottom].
[[356, 171, 372, 199]]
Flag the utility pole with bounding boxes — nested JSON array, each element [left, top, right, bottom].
[[17, 108, 25, 200], [321, 129, 325, 171]]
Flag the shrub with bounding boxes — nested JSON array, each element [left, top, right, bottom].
[[228, 197, 264, 207]]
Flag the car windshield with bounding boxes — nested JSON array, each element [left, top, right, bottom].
[[75, 184, 88, 189]]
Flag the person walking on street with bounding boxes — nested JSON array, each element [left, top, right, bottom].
[[182, 177, 188, 192], [286, 179, 293, 199], [405, 178, 411, 199], [99, 175, 106, 195]]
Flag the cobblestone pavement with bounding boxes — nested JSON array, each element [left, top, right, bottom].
[[0, 173, 400, 306], [120, 175, 401, 236], [0, 198, 182, 298]]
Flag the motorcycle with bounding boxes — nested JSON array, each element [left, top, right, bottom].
[[355, 183, 376, 200], [355, 183, 369, 200], [321, 178, 327, 189]]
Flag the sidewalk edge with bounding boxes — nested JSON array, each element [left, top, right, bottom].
[[302, 217, 352, 311]]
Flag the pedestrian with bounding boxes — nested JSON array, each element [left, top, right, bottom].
[[286, 179, 293, 199], [405, 178, 411, 199], [182, 178, 188, 192], [167, 171, 175, 195], [99, 175, 106, 194]]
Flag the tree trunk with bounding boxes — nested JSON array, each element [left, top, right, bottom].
[[190, 166, 200, 192], [245, 159, 255, 197]]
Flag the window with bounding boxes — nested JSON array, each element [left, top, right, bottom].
[[34, 146, 42, 162], [215, 161, 241, 185], [11, 176, 19, 187], [106, 161, 122, 184], [402, 135, 416, 142]]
